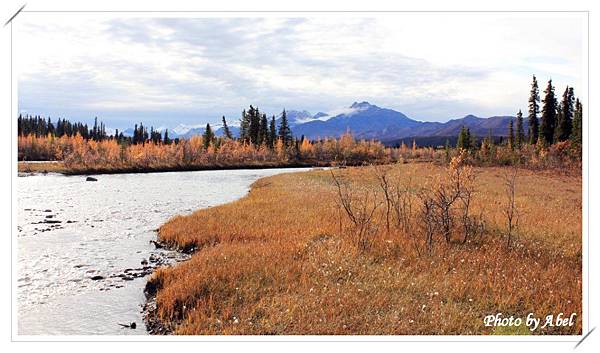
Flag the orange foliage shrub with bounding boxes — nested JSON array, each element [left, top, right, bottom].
[[18, 133, 390, 173]]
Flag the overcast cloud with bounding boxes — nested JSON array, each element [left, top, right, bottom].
[[16, 13, 585, 129]]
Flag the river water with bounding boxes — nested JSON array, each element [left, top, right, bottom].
[[17, 168, 308, 336]]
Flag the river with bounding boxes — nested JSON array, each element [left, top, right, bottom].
[[17, 168, 309, 336]]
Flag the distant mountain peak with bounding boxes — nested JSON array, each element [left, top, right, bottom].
[[446, 114, 482, 124], [350, 101, 375, 109], [283, 109, 311, 116]]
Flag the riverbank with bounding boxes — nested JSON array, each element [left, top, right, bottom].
[[18, 161, 69, 174], [146, 162, 582, 335], [18, 160, 331, 176]]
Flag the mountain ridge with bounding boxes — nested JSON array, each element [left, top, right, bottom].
[[292, 102, 522, 143], [119, 102, 522, 145]]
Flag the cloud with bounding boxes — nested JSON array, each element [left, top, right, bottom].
[[15, 13, 585, 129]]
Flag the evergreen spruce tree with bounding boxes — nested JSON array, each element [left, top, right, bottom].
[[221, 116, 233, 139], [456, 127, 464, 150], [540, 79, 557, 145], [278, 109, 292, 147], [163, 129, 170, 145], [239, 109, 250, 143], [203, 123, 215, 149], [93, 117, 98, 140], [466, 128, 472, 150], [55, 118, 63, 137], [528, 75, 540, 144], [555, 103, 564, 143], [143, 124, 149, 143], [457, 126, 468, 150], [269, 115, 277, 149], [133, 124, 139, 144], [259, 113, 268, 145], [137, 122, 148, 144], [570, 99, 583, 151], [47, 117, 54, 136], [101, 121, 106, 140], [515, 110, 524, 148], [248, 105, 261, 145], [555, 86, 574, 142]]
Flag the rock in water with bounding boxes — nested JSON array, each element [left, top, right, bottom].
[[86, 176, 98, 182], [150, 240, 164, 249], [118, 322, 137, 329]]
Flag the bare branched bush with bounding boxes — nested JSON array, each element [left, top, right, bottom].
[[375, 165, 420, 254], [390, 175, 414, 236], [374, 165, 393, 233], [415, 151, 480, 254], [454, 160, 479, 244], [432, 151, 471, 243], [417, 190, 437, 255], [432, 179, 460, 244], [334, 153, 481, 256], [331, 170, 382, 251], [503, 166, 519, 249]]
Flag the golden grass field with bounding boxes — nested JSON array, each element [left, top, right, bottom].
[[150, 161, 581, 335]]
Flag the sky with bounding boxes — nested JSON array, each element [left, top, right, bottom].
[[16, 13, 585, 130]]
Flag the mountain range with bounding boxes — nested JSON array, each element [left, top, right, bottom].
[[122, 102, 522, 146], [292, 102, 523, 145]]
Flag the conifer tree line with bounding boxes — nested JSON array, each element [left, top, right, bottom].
[[236, 105, 294, 149], [525, 75, 582, 149], [18, 115, 97, 140], [453, 75, 583, 156], [199, 106, 307, 155], [19, 104, 300, 152], [130, 122, 167, 145], [18, 114, 172, 146]]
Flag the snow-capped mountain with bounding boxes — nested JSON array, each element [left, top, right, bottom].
[[292, 101, 520, 144], [293, 101, 421, 140]]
